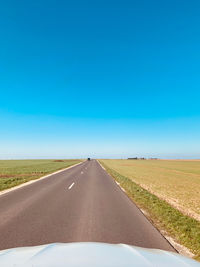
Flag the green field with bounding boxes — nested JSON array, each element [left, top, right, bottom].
[[100, 159, 200, 258], [0, 159, 81, 191]]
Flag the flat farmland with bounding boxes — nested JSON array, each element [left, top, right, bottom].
[[0, 159, 81, 191], [100, 159, 200, 221]]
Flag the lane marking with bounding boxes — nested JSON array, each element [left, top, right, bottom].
[[81, 171, 84, 174], [0, 161, 84, 196], [68, 182, 75, 190], [97, 160, 179, 254], [97, 161, 106, 170], [97, 161, 126, 192], [116, 181, 126, 192]]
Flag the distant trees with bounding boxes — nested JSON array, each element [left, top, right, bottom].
[[128, 157, 146, 160], [127, 157, 158, 160]]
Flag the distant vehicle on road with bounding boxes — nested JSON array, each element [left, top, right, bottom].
[[87, 158, 91, 161]]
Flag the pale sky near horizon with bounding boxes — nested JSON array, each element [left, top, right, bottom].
[[1, 0, 200, 159]]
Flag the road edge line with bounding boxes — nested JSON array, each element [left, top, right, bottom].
[[0, 161, 84, 196], [96, 160, 193, 257]]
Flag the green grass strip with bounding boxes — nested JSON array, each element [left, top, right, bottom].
[[100, 161, 200, 258], [0, 160, 81, 191]]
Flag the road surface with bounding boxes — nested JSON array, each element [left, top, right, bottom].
[[0, 160, 175, 251]]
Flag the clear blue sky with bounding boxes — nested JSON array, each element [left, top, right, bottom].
[[0, 0, 200, 159]]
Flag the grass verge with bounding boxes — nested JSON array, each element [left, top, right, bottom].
[[100, 160, 200, 259], [0, 159, 81, 191], [99, 159, 200, 221]]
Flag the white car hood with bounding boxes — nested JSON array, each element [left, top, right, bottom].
[[0, 242, 199, 267]]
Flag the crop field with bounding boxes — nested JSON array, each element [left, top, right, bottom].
[[100, 159, 200, 257], [0, 159, 81, 191], [101, 159, 200, 221]]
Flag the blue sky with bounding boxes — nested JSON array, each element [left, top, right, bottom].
[[0, 0, 200, 159]]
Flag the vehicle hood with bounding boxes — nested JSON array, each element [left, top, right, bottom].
[[0, 242, 199, 267]]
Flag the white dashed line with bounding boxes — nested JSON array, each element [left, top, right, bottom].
[[116, 181, 126, 192], [0, 161, 83, 196], [81, 171, 84, 174], [68, 182, 75, 190]]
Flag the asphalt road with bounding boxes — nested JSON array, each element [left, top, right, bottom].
[[0, 160, 175, 251]]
